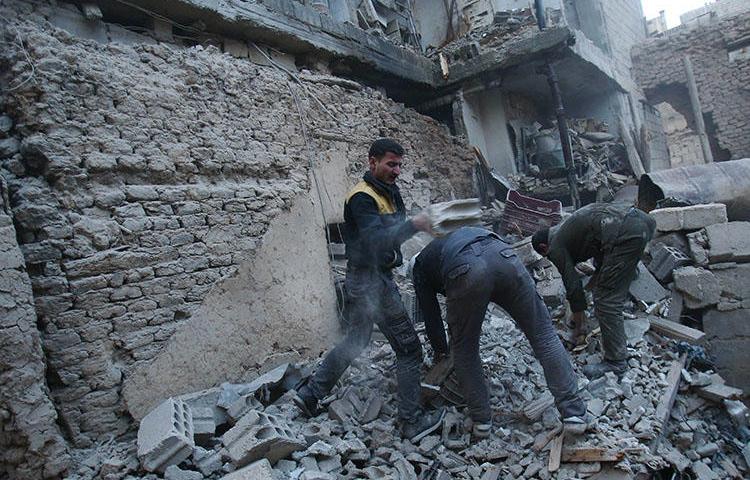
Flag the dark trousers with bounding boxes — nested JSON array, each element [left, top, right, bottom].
[[304, 267, 423, 422], [444, 239, 585, 423], [594, 209, 656, 361]]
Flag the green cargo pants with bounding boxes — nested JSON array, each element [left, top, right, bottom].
[[594, 208, 656, 361]]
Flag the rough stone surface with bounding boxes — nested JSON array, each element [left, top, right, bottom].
[[0, 0, 474, 447], [219, 458, 274, 480], [650, 204, 727, 232], [703, 308, 750, 392], [703, 222, 750, 263], [673, 266, 721, 309], [629, 262, 670, 304], [0, 178, 71, 478]]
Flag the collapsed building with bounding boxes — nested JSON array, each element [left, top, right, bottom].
[[1, 0, 749, 479]]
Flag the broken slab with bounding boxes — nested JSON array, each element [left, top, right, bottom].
[[221, 410, 305, 467], [427, 198, 482, 237], [702, 308, 750, 393], [648, 317, 705, 344], [137, 398, 195, 473], [673, 266, 721, 309], [688, 222, 750, 265], [219, 458, 274, 480], [629, 262, 669, 304], [561, 447, 624, 463], [650, 203, 727, 232]]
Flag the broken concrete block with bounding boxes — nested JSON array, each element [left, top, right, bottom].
[[192, 446, 224, 476], [651, 204, 727, 232], [648, 244, 692, 282], [218, 458, 274, 480], [536, 277, 564, 308], [427, 198, 482, 237], [226, 393, 263, 423], [673, 267, 721, 309], [178, 387, 229, 429], [221, 410, 305, 467], [164, 465, 203, 480], [668, 290, 685, 324], [712, 263, 750, 302], [623, 317, 650, 346], [137, 397, 195, 473], [689, 222, 750, 265], [191, 407, 216, 444], [702, 308, 750, 393], [629, 262, 669, 304], [691, 460, 719, 480], [223, 38, 249, 58]]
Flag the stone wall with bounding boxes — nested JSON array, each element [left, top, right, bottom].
[[0, 0, 474, 466], [0, 175, 70, 478], [632, 12, 750, 162]]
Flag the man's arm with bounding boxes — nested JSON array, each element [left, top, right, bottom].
[[413, 266, 448, 356], [348, 194, 418, 264], [550, 249, 587, 313]]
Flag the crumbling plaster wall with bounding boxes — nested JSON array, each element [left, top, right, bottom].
[[632, 12, 750, 162], [0, 0, 474, 457], [0, 178, 71, 479]]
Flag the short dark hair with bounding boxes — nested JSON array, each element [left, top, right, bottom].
[[531, 228, 550, 254], [369, 138, 404, 159]]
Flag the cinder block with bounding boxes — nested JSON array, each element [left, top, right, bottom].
[[219, 458, 274, 480], [673, 266, 721, 309], [651, 203, 727, 232], [712, 263, 750, 302], [191, 407, 216, 444], [648, 244, 692, 282], [226, 393, 263, 423], [221, 410, 305, 467], [137, 398, 195, 473]]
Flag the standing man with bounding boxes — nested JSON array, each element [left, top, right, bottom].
[[412, 227, 588, 437], [293, 139, 444, 441], [532, 203, 655, 379]]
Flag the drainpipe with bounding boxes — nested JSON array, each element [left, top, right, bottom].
[[535, 1, 580, 208]]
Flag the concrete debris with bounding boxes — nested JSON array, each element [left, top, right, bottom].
[[427, 198, 482, 236], [673, 266, 721, 309], [688, 221, 750, 265], [629, 262, 669, 304], [651, 203, 727, 232], [648, 244, 692, 282], [219, 458, 274, 480], [137, 398, 195, 473], [221, 410, 305, 467]]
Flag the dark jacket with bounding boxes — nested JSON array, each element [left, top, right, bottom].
[[413, 227, 501, 355], [343, 172, 417, 270], [547, 202, 644, 312]]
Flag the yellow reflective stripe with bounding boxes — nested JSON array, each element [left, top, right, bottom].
[[345, 181, 395, 214]]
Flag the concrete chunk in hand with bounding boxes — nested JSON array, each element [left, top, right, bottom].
[[427, 198, 482, 237]]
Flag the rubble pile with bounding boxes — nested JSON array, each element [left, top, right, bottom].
[[74, 222, 747, 480], [509, 119, 635, 201], [431, 9, 537, 63]]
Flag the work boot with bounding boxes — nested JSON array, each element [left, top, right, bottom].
[[291, 387, 320, 418], [401, 408, 446, 442], [582, 359, 628, 380], [563, 412, 594, 435]]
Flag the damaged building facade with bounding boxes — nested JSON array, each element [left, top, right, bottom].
[[633, 7, 750, 169], [2, 0, 750, 479]]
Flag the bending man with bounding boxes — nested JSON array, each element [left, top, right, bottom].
[[412, 226, 588, 437], [532, 202, 655, 379]]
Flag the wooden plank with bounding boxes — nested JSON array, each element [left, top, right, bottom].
[[561, 447, 624, 463], [533, 425, 562, 453], [649, 317, 705, 344], [620, 118, 645, 178], [651, 353, 688, 452], [548, 433, 564, 473]]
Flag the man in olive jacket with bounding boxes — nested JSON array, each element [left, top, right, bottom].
[[532, 203, 655, 379]]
